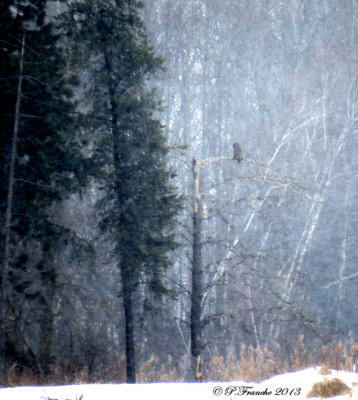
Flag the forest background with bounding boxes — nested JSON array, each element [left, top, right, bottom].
[[0, 0, 358, 386]]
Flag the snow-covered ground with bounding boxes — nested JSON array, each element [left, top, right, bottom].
[[1, 367, 357, 400]]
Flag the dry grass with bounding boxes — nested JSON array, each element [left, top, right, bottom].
[[5, 337, 358, 386], [204, 337, 358, 383], [137, 354, 184, 383], [319, 365, 332, 375], [6, 363, 42, 387], [205, 344, 285, 382], [307, 378, 352, 398]]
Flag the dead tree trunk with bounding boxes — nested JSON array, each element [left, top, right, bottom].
[[190, 157, 203, 381]]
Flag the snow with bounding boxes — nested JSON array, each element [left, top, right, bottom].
[[1, 367, 357, 400]]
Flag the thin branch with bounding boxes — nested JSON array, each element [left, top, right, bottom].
[[323, 272, 358, 289], [14, 178, 54, 189]]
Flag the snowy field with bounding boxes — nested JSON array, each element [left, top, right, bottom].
[[1, 367, 358, 400]]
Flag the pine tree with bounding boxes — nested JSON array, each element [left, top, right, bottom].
[[66, 0, 181, 383], [0, 0, 89, 384]]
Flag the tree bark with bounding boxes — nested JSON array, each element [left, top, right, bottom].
[[111, 113, 137, 383], [1, 32, 25, 386], [105, 51, 137, 382], [38, 300, 55, 379], [190, 157, 203, 381], [38, 242, 57, 381], [120, 264, 136, 383]]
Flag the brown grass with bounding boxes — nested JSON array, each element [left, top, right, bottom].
[[319, 365, 332, 375], [307, 378, 351, 398], [204, 337, 358, 383], [5, 337, 358, 385], [137, 354, 184, 383]]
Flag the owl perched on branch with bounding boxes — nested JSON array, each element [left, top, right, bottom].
[[233, 142, 243, 163]]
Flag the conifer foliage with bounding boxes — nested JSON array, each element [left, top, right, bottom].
[[0, 0, 88, 384], [66, 0, 181, 383]]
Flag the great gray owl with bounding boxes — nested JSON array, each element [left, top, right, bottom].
[[233, 142, 243, 163]]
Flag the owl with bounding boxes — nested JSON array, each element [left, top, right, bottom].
[[233, 143, 243, 163]]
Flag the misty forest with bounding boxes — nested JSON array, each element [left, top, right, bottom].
[[1, 0, 358, 386]]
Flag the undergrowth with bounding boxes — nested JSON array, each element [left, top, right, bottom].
[[5, 337, 358, 386]]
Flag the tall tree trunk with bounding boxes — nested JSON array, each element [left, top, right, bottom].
[[38, 300, 55, 379], [105, 54, 137, 382], [120, 264, 136, 383], [112, 121, 137, 383], [38, 243, 56, 381], [1, 32, 25, 386], [335, 174, 349, 338], [190, 157, 203, 382]]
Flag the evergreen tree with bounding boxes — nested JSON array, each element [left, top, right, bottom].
[[66, 0, 181, 383], [0, 0, 89, 384]]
